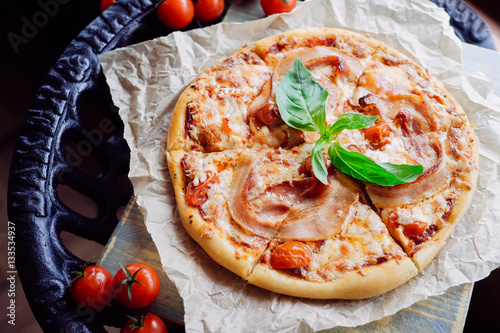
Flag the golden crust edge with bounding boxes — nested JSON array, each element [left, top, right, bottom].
[[252, 27, 364, 56], [252, 26, 417, 68], [166, 150, 266, 279], [248, 256, 418, 300], [166, 87, 191, 152]]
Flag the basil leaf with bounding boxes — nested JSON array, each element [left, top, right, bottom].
[[276, 59, 328, 132], [311, 138, 329, 185], [374, 161, 424, 183], [275, 59, 422, 186], [326, 113, 379, 137], [328, 142, 423, 185]]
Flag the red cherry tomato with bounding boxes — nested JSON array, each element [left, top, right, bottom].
[[364, 122, 391, 147], [121, 313, 168, 333], [402, 221, 427, 238], [70, 263, 113, 310], [386, 213, 399, 231], [270, 241, 313, 269], [260, 0, 297, 16], [194, 0, 225, 22], [185, 173, 220, 207], [100, 0, 116, 12], [113, 263, 160, 309], [157, 0, 195, 30]]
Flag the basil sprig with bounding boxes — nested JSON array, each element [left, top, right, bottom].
[[276, 59, 423, 185], [276, 58, 328, 133], [328, 142, 423, 184]]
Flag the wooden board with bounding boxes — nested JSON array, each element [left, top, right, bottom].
[[98, 198, 473, 332], [98, 197, 185, 332]]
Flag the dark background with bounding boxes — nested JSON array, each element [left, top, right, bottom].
[[1, 1, 102, 145], [1, 1, 499, 332], [1, 2, 107, 332]]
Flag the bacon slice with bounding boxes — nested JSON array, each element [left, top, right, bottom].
[[228, 152, 281, 238], [248, 75, 274, 119], [366, 160, 448, 208], [366, 113, 450, 208], [276, 172, 360, 241], [228, 151, 360, 240], [275, 46, 341, 77], [395, 109, 437, 168], [250, 46, 363, 117]]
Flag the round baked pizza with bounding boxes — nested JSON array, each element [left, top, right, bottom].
[[165, 27, 478, 299]]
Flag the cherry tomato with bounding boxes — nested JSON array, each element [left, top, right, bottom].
[[270, 241, 313, 269], [194, 0, 225, 22], [121, 313, 168, 333], [256, 104, 280, 125], [157, 0, 195, 30], [260, 0, 297, 16], [402, 221, 427, 238], [70, 262, 113, 310], [386, 213, 399, 231], [221, 118, 234, 134], [185, 173, 220, 207], [364, 123, 391, 147], [100, 0, 116, 12], [113, 263, 160, 309]]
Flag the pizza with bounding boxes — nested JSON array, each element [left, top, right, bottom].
[[165, 27, 478, 299]]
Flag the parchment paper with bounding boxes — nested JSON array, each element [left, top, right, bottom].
[[99, 0, 500, 331]]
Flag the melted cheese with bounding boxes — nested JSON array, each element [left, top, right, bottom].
[[300, 203, 405, 282], [185, 48, 273, 151]]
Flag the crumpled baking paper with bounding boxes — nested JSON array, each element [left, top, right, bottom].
[[99, 0, 500, 331]]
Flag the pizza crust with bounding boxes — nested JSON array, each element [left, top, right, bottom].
[[167, 87, 191, 152], [249, 257, 418, 299], [253, 27, 376, 68]]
